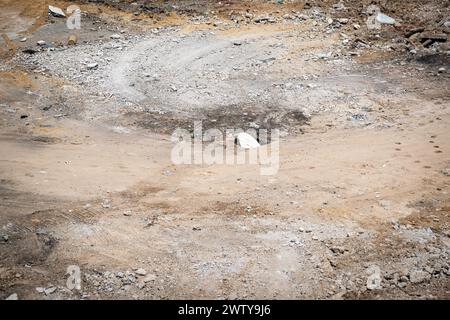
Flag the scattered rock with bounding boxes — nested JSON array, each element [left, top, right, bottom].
[[330, 246, 346, 255], [332, 2, 346, 11], [135, 268, 147, 276], [0, 234, 8, 242], [87, 63, 98, 70], [110, 34, 121, 40], [6, 293, 18, 300], [409, 270, 430, 284], [44, 286, 56, 295], [143, 274, 157, 283], [367, 270, 382, 290], [36, 287, 45, 293], [376, 13, 396, 25], [37, 40, 47, 46], [48, 5, 66, 18]]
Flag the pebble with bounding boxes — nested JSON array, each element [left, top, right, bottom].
[[6, 293, 18, 300], [135, 268, 147, 276], [44, 286, 56, 295], [87, 63, 98, 70], [48, 5, 66, 18], [409, 270, 430, 284], [143, 274, 157, 283], [36, 287, 45, 293]]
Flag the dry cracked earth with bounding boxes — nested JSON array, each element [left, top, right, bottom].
[[0, 0, 449, 300]]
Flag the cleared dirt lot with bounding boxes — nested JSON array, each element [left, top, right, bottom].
[[0, 0, 449, 299]]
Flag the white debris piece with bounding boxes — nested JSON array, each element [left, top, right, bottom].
[[48, 5, 66, 18], [235, 132, 260, 149], [376, 13, 396, 25], [6, 293, 18, 300]]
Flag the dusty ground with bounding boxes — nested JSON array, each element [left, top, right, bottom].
[[0, 0, 449, 300]]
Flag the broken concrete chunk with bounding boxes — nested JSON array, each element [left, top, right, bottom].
[[235, 132, 260, 149], [48, 5, 66, 18]]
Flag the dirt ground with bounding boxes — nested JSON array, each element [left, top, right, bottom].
[[0, 0, 449, 300]]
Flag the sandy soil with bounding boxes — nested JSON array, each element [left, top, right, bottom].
[[0, 0, 449, 300]]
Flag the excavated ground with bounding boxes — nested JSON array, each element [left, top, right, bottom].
[[0, 0, 449, 299]]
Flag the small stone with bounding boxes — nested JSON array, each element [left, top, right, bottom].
[[44, 286, 56, 295], [330, 246, 345, 254], [20, 38, 27, 42], [48, 5, 66, 18], [87, 63, 98, 70], [367, 273, 382, 290], [376, 13, 396, 25], [353, 23, 360, 30], [438, 67, 446, 73], [36, 287, 45, 293], [143, 274, 157, 283], [135, 268, 147, 276], [110, 34, 121, 39], [6, 293, 18, 300], [409, 270, 430, 284], [37, 40, 46, 46]]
